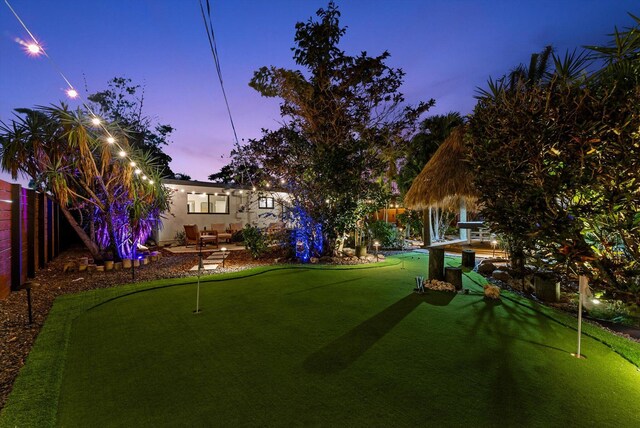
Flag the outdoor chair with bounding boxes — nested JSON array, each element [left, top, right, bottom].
[[183, 224, 218, 249], [228, 222, 243, 235], [210, 223, 233, 243]]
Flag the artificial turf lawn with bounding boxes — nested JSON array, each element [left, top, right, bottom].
[[2, 254, 640, 427]]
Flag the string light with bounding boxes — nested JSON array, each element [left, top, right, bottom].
[[26, 42, 41, 55], [134, 169, 142, 175], [142, 175, 148, 180], [129, 161, 136, 167], [5, 0, 159, 189]]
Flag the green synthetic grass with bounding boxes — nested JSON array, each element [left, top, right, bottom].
[[2, 254, 640, 427]]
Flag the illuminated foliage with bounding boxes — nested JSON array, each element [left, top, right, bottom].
[[469, 16, 640, 294]]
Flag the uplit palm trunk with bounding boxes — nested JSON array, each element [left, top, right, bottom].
[[104, 205, 122, 262], [59, 205, 103, 262]]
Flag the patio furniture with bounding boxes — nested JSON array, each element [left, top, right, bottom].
[[210, 223, 233, 243], [183, 224, 218, 249], [228, 222, 243, 234]]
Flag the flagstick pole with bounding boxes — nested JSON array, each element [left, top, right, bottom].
[[576, 275, 587, 358]]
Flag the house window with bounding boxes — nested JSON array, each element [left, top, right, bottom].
[[258, 196, 274, 209], [187, 193, 229, 214]]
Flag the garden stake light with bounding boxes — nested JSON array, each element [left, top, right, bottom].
[[221, 247, 228, 268], [374, 240, 380, 261]]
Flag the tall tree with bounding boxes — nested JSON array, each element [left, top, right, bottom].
[[88, 77, 176, 178], [244, 2, 431, 253]]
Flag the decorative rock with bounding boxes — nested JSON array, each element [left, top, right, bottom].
[[87, 264, 97, 272], [78, 257, 89, 266], [142, 257, 149, 265], [114, 262, 123, 271], [310, 257, 319, 264], [423, 278, 456, 293], [492, 269, 512, 282], [484, 284, 501, 299], [63, 261, 78, 273], [78, 264, 88, 272], [104, 261, 114, 271], [343, 248, 355, 257], [122, 259, 132, 269], [96, 265, 105, 272], [133, 259, 140, 268], [477, 261, 497, 275]]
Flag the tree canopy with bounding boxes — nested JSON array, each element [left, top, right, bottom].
[[239, 2, 431, 254], [469, 15, 640, 294]]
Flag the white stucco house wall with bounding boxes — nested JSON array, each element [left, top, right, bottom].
[[154, 179, 289, 245]]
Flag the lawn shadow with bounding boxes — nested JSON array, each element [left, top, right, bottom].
[[304, 292, 455, 374]]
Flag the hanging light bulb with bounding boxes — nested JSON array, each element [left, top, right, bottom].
[[252, 186, 256, 191], [134, 169, 142, 175], [148, 180, 154, 185], [180, 189, 185, 193], [66, 88, 78, 98], [118, 150, 126, 157], [106, 136, 115, 144], [91, 117, 101, 126], [142, 175, 148, 180], [129, 161, 136, 167], [26, 43, 41, 55]]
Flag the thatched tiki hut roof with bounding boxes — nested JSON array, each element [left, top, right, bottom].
[[404, 126, 477, 211]]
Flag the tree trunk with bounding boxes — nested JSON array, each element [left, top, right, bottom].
[[59, 205, 103, 262], [105, 206, 122, 262]]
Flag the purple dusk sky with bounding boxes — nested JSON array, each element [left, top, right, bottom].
[[1, 1, 637, 183]]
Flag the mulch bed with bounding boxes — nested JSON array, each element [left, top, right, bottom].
[[0, 245, 283, 410]]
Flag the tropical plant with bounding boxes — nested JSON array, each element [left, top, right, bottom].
[[242, 224, 268, 259], [0, 104, 169, 261], [469, 15, 640, 293]]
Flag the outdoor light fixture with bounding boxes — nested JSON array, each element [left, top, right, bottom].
[[66, 88, 78, 98], [220, 247, 229, 268], [214, 192, 218, 196], [202, 192, 207, 196], [225, 191, 230, 195], [91, 117, 101, 125], [129, 161, 136, 167], [118, 150, 126, 157], [191, 191, 195, 194], [238, 190, 243, 194], [148, 180, 154, 184], [280, 178, 285, 184], [142, 175, 148, 180], [592, 298, 601, 305], [134, 169, 142, 175], [26, 43, 41, 55], [252, 186, 256, 191], [325, 199, 330, 204], [107, 136, 115, 144], [374, 240, 380, 261], [266, 182, 271, 188], [491, 239, 498, 257], [180, 189, 185, 192]]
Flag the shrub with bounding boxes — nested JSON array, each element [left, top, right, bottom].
[[174, 230, 186, 246], [243, 225, 268, 259], [369, 221, 402, 249]]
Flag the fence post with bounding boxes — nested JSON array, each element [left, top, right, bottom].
[[10, 184, 22, 291], [27, 189, 36, 278]]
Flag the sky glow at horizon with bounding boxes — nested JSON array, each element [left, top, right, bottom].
[[0, 0, 637, 184]]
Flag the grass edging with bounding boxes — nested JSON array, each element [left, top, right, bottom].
[[0, 259, 400, 427]]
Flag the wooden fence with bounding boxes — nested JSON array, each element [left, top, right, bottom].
[[0, 179, 60, 299]]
